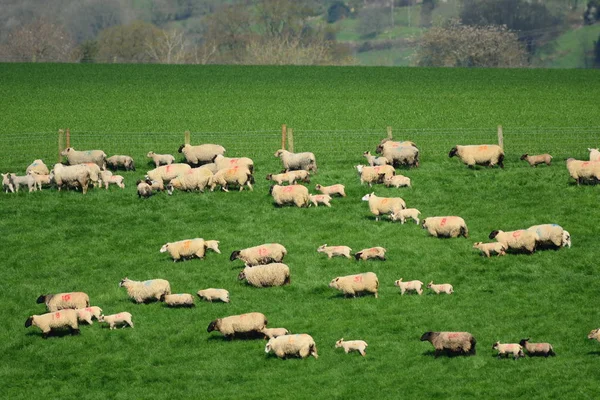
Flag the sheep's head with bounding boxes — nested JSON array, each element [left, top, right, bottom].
[[274, 149, 284, 158], [361, 193, 372, 201], [489, 230, 500, 240], [426, 281, 434, 288], [316, 244, 327, 252], [230, 250, 241, 261], [166, 183, 174, 196], [492, 342, 500, 350], [207, 320, 218, 333], [237, 271, 246, 280], [520, 154, 528, 160], [448, 147, 458, 158], [159, 294, 166, 302], [394, 279, 403, 286], [315, 184, 322, 190], [146, 151, 154, 157], [159, 244, 169, 253], [329, 278, 340, 288], [519, 339, 529, 346], [472, 242, 482, 248], [266, 174, 273, 181], [119, 278, 130, 287], [205, 240, 221, 254], [355, 165, 364, 173], [60, 147, 73, 156], [375, 145, 383, 154], [36, 294, 48, 304], [420, 219, 428, 229], [335, 339, 344, 348], [25, 317, 33, 328], [587, 329, 600, 340], [265, 340, 273, 353], [420, 331, 435, 342]]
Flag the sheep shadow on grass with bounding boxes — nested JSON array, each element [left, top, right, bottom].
[[206, 331, 265, 342], [26, 329, 80, 339], [586, 350, 600, 356], [422, 349, 475, 358]]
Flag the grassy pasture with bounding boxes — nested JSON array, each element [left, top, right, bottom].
[[0, 64, 599, 399]]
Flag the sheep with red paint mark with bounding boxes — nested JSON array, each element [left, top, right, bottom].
[[270, 184, 309, 207], [146, 163, 192, 183], [329, 272, 379, 298], [489, 229, 538, 254], [317, 244, 352, 259], [75, 306, 103, 325], [426, 281, 453, 295], [394, 278, 424, 295], [566, 158, 600, 185], [354, 247, 386, 261], [230, 243, 287, 267], [166, 167, 213, 193], [449, 144, 504, 168], [207, 312, 268, 339], [25, 309, 80, 338], [209, 166, 254, 192], [160, 238, 221, 262], [308, 194, 332, 207], [265, 334, 318, 359], [362, 192, 406, 221], [37, 292, 90, 312], [315, 184, 346, 197], [213, 154, 254, 173], [356, 165, 395, 186], [422, 216, 468, 238], [99, 312, 134, 329]]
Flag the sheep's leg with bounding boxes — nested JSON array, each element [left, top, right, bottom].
[[359, 349, 366, 356]]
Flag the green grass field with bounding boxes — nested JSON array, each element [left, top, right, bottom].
[[1, 64, 599, 399]]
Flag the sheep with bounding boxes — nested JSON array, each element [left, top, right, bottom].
[[308, 194, 332, 207], [335, 339, 368, 356], [178, 143, 226, 166], [363, 151, 389, 166], [270, 184, 309, 207], [74, 306, 103, 325], [136, 180, 153, 198], [261, 327, 290, 339], [421, 216, 468, 238], [361, 192, 406, 221], [25, 309, 80, 338], [449, 145, 504, 168], [315, 184, 346, 197], [527, 224, 568, 248], [265, 334, 318, 359], [106, 155, 135, 171], [520, 153, 552, 167], [355, 165, 395, 186], [420, 331, 476, 357], [2, 173, 14, 193], [37, 292, 90, 312], [146, 163, 192, 183], [354, 247, 387, 261], [317, 244, 352, 259], [99, 170, 125, 190], [230, 243, 287, 266], [394, 278, 424, 295], [587, 328, 600, 342], [160, 238, 221, 262], [146, 178, 164, 192], [519, 338, 555, 357], [119, 277, 171, 303], [207, 312, 268, 339], [562, 230, 572, 248], [197, 288, 230, 303], [329, 272, 379, 298], [376, 141, 420, 168], [26, 159, 50, 175], [9, 173, 36, 192], [147, 151, 175, 168], [213, 154, 254, 173], [390, 208, 421, 225], [208, 166, 254, 192], [384, 174, 411, 188], [167, 167, 213, 194], [81, 163, 102, 188], [274, 149, 317, 173], [588, 148, 600, 161], [566, 158, 600, 185], [160, 293, 195, 307], [99, 312, 134, 330], [472, 242, 507, 257], [238, 263, 291, 287], [60, 147, 107, 169], [426, 281, 453, 295], [266, 170, 310, 185], [50, 164, 91, 194], [492, 342, 524, 359], [489, 229, 538, 254], [28, 171, 52, 191]]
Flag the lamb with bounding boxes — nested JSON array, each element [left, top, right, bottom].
[[587, 328, 600, 342], [315, 184, 346, 197], [449, 145, 504, 168], [527, 224, 569, 248], [274, 149, 317, 173], [2, 173, 14, 193], [37, 292, 90, 312], [167, 167, 213, 193], [421, 216, 468, 238], [179, 143, 226, 166], [308, 194, 332, 207], [28, 171, 53, 191], [361, 192, 406, 221], [9, 173, 36, 192], [230, 243, 287, 266], [50, 164, 92, 194], [208, 166, 254, 192], [136, 180, 153, 198], [25, 309, 80, 338], [420, 331, 476, 357], [266, 170, 310, 185], [238, 263, 291, 287], [394, 278, 424, 295], [261, 327, 290, 339], [390, 208, 421, 225], [492, 341, 524, 359], [60, 147, 107, 169], [119, 277, 171, 303], [426, 281, 453, 295], [519, 338, 555, 357], [489, 229, 538, 254], [270, 184, 309, 207], [213, 154, 254, 173], [147, 151, 175, 168], [74, 306, 103, 325], [147, 178, 164, 192], [355, 165, 395, 186], [106, 155, 135, 171], [265, 334, 318, 359], [146, 163, 192, 183], [197, 288, 230, 303], [520, 153, 552, 167], [329, 272, 379, 298], [384, 175, 411, 188], [354, 247, 387, 261], [207, 312, 268, 339], [317, 244, 352, 259], [160, 238, 221, 262], [26, 159, 50, 175], [335, 339, 368, 356], [588, 148, 600, 161], [99, 312, 134, 329], [99, 170, 125, 189], [376, 141, 420, 168], [160, 293, 195, 307], [363, 151, 389, 166], [472, 242, 507, 257]]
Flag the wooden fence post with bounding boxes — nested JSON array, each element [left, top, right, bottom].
[[66, 128, 71, 149], [281, 124, 287, 150], [184, 130, 190, 145], [387, 126, 393, 139], [497, 125, 503, 150], [287, 128, 294, 153], [58, 129, 64, 162]]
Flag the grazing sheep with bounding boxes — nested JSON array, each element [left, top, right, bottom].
[[265, 334, 318, 359], [207, 312, 268, 339], [208, 166, 254, 192], [25, 309, 80, 338], [230, 243, 287, 266], [50, 164, 92, 194], [37, 292, 90, 312], [588, 148, 600, 162], [270, 184, 309, 207], [213, 154, 254, 173], [489, 229, 538, 254], [136, 180, 153, 198], [28, 172, 53, 191], [421, 216, 468, 238], [376, 141, 420, 168], [449, 145, 504, 168], [363, 151, 389, 166], [329, 272, 379, 298], [9, 173, 36, 193], [147, 178, 164, 192], [308, 194, 332, 207], [75, 306, 103, 325], [179, 143, 226, 166], [335, 339, 368, 356], [354, 247, 387, 261], [355, 165, 395, 186], [147, 151, 175, 168], [26, 159, 50, 175], [527, 224, 568, 248], [390, 208, 421, 225], [361, 192, 406, 221], [492, 342, 524, 359], [167, 167, 213, 194], [238, 263, 291, 287], [99, 170, 125, 190], [197, 288, 230, 303], [261, 327, 290, 339], [274, 149, 317, 173], [99, 312, 134, 330], [315, 184, 346, 197], [60, 147, 107, 169], [317, 244, 352, 259], [394, 278, 424, 295], [426, 281, 453, 295], [160, 293, 195, 307], [519, 338, 555, 357], [160, 238, 220, 262], [119, 277, 171, 303], [266, 171, 310, 185], [384, 175, 411, 188], [472, 242, 507, 257], [566, 158, 600, 185], [2, 173, 14, 193], [146, 163, 192, 183], [106, 155, 135, 171], [520, 153, 552, 167], [420, 331, 476, 357], [587, 328, 600, 342]]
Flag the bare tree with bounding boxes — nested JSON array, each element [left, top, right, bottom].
[[96, 21, 163, 63], [145, 29, 187, 64], [1, 18, 76, 62]]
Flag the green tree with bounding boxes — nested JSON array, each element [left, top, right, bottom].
[[357, 7, 391, 38], [584, 0, 600, 24]]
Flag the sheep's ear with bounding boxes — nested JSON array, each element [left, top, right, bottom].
[[230, 251, 240, 261]]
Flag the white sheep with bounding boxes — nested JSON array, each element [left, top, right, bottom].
[[136, 180, 153, 198], [160, 238, 220, 262], [527, 224, 568, 248], [265, 334, 318, 359], [99, 170, 125, 189], [9, 173, 36, 192], [420, 331, 476, 357], [146, 163, 192, 183], [179, 143, 226, 166], [354, 247, 387, 261], [426, 281, 453, 295], [82, 163, 102, 188], [119, 277, 171, 303], [266, 171, 310, 185], [520, 153, 552, 167], [238, 263, 291, 287], [472, 242, 507, 257], [335, 338, 368, 356], [147, 151, 175, 168], [106, 155, 135, 171], [390, 208, 421, 224], [213, 154, 254, 173], [376, 141, 420, 168], [329, 272, 379, 298], [167, 167, 213, 194], [160, 293, 195, 307], [489, 229, 538, 254], [37, 292, 90, 312], [75, 306, 103, 325], [261, 327, 290, 339], [355, 165, 395, 186], [25, 309, 80, 338], [2, 173, 14, 193], [449, 144, 504, 168], [209, 166, 253, 192], [99, 312, 134, 330], [492, 341, 524, 359], [197, 288, 230, 303], [230, 243, 287, 266], [315, 184, 346, 197], [363, 151, 389, 166], [274, 149, 317, 173], [60, 147, 107, 169], [384, 174, 411, 188], [317, 244, 352, 259], [207, 312, 268, 339], [28, 171, 53, 191], [566, 158, 600, 185], [308, 194, 332, 207], [50, 164, 92, 194], [26, 159, 50, 175], [588, 148, 600, 161], [361, 192, 406, 221], [519, 338, 555, 357], [421, 216, 468, 238], [394, 278, 424, 295], [587, 328, 600, 342], [270, 184, 309, 207]]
